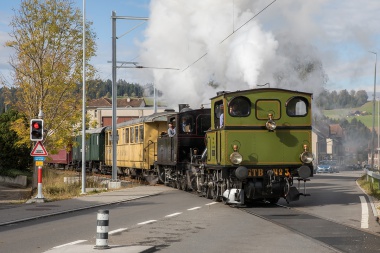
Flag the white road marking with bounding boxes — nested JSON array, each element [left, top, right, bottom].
[[165, 212, 182, 218], [109, 228, 128, 235], [187, 206, 201, 211], [368, 196, 378, 216], [52, 240, 87, 249], [137, 220, 157, 225], [359, 196, 369, 229], [205, 202, 218, 206]]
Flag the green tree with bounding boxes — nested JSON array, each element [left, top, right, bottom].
[[0, 110, 32, 174], [355, 90, 369, 107], [6, 0, 96, 151], [338, 89, 350, 108]]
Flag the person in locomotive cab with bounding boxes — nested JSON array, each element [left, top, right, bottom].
[[168, 123, 176, 137], [229, 103, 239, 116], [219, 104, 224, 127], [182, 117, 191, 132]]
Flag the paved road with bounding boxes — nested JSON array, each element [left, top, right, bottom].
[[0, 170, 379, 253]]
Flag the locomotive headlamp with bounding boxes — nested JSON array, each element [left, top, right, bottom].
[[230, 152, 243, 165], [265, 113, 276, 131], [299, 144, 314, 164]]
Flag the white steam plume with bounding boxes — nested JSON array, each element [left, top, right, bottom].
[[137, 0, 327, 109]]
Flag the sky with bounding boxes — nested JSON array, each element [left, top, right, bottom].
[[0, 0, 379, 108]]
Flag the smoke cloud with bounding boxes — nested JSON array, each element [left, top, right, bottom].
[[135, 0, 348, 108]]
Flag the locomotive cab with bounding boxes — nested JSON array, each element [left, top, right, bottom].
[[156, 107, 211, 187]]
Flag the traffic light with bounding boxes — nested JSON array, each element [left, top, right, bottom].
[[30, 119, 44, 141]]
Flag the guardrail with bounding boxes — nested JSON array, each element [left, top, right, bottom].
[[365, 169, 380, 188]]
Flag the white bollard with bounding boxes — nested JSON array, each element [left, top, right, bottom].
[[94, 209, 110, 249]]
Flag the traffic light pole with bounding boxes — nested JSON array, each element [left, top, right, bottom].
[[28, 110, 47, 203], [35, 165, 44, 199]]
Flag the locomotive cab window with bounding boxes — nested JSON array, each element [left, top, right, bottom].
[[214, 101, 224, 128], [228, 96, 251, 117], [181, 115, 193, 133], [286, 96, 308, 117], [197, 114, 211, 134]]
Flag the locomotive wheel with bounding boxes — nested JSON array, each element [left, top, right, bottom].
[[176, 179, 182, 190], [157, 165, 165, 184], [206, 187, 212, 199], [213, 193, 221, 202], [181, 179, 187, 191], [206, 185, 217, 199]]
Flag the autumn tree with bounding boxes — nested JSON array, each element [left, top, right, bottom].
[[6, 0, 96, 151]]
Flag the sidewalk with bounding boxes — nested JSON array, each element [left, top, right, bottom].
[[0, 184, 173, 253], [0, 184, 172, 226], [0, 184, 33, 204]]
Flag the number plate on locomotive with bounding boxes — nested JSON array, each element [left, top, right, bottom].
[[247, 168, 289, 177]]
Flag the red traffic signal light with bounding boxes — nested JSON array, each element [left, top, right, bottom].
[[30, 119, 44, 141]]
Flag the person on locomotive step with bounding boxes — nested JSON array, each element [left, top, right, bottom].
[[219, 104, 224, 127], [168, 123, 176, 137], [182, 117, 190, 132]]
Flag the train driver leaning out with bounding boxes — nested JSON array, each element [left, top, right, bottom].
[[168, 123, 176, 137], [219, 104, 224, 128]]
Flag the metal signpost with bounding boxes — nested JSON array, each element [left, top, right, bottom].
[[30, 115, 48, 202]]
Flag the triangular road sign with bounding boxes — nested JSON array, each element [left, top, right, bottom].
[[31, 141, 48, 156]]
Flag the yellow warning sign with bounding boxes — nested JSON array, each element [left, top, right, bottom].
[[35, 161, 44, 166]]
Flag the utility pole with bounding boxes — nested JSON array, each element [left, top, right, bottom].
[[111, 12, 149, 181], [370, 51, 377, 170]]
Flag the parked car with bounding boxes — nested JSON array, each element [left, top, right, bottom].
[[316, 167, 332, 173], [316, 160, 340, 174], [346, 164, 362, 171]]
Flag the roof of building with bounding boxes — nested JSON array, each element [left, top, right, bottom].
[[87, 97, 145, 108], [329, 124, 344, 137]]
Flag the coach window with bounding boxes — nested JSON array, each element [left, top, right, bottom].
[[131, 127, 135, 143], [125, 128, 130, 143], [228, 96, 251, 117], [106, 132, 110, 145], [286, 97, 308, 116], [139, 125, 144, 143], [117, 129, 120, 144], [135, 126, 139, 143]]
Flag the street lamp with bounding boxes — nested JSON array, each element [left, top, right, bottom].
[[370, 51, 377, 170]]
